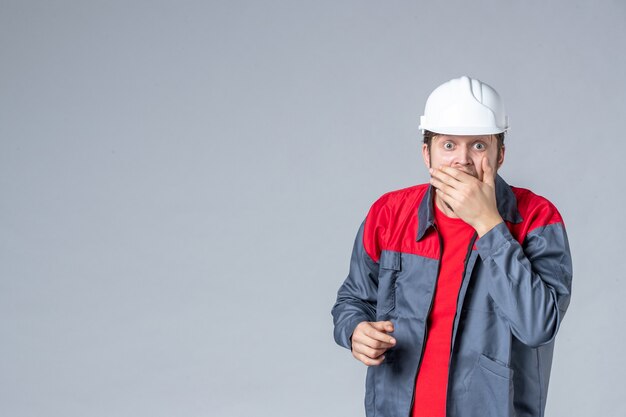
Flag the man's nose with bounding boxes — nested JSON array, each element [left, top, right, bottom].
[[453, 146, 472, 166]]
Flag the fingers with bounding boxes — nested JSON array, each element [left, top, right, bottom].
[[429, 175, 455, 196], [352, 350, 386, 366], [370, 320, 395, 334], [352, 341, 388, 360], [353, 322, 396, 347], [481, 157, 495, 186], [429, 167, 460, 188], [430, 165, 486, 204], [435, 166, 474, 181], [351, 321, 397, 366], [430, 170, 463, 202], [435, 187, 456, 208], [363, 321, 396, 345]]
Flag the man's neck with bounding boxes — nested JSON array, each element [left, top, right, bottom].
[[434, 194, 459, 219]]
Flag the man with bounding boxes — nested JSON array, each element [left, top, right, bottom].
[[331, 76, 572, 417]]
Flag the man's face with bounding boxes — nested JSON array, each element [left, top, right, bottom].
[[422, 134, 505, 181]]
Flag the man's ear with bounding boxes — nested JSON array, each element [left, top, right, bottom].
[[497, 145, 506, 168], [422, 143, 431, 169]]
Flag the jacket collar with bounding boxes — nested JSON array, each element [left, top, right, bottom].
[[416, 174, 523, 241]]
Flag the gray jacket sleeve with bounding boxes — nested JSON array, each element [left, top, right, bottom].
[[476, 221, 573, 348], [331, 219, 380, 350]]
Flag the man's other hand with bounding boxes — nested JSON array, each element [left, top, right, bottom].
[[350, 321, 396, 366]]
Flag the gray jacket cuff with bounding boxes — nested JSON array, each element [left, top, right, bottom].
[[476, 222, 515, 260]]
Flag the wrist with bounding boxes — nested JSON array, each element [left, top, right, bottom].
[[475, 216, 504, 237]]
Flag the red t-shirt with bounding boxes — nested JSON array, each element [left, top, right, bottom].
[[411, 202, 475, 417]]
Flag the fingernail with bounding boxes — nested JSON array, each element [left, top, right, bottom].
[[390, 338, 396, 344], [429, 168, 433, 174]]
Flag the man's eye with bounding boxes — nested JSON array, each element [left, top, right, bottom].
[[443, 142, 454, 150], [474, 143, 485, 150]]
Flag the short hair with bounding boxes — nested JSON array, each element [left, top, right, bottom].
[[423, 130, 505, 154]]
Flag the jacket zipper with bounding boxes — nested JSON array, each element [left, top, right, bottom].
[[408, 225, 444, 416], [443, 232, 478, 416]]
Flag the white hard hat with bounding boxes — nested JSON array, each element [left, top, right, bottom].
[[419, 76, 509, 135]]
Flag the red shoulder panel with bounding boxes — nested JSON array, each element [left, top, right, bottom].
[[363, 184, 440, 262], [507, 187, 565, 244]]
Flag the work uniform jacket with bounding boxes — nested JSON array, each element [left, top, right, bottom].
[[331, 175, 572, 417]]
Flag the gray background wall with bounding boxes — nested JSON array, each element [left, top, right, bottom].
[[1, 1, 624, 416]]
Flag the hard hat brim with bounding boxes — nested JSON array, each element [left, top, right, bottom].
[[419, 125, 508, 135]]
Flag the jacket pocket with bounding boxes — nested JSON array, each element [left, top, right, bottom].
[[376, 251, 401, 318], [465, 354, 515, 417]]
